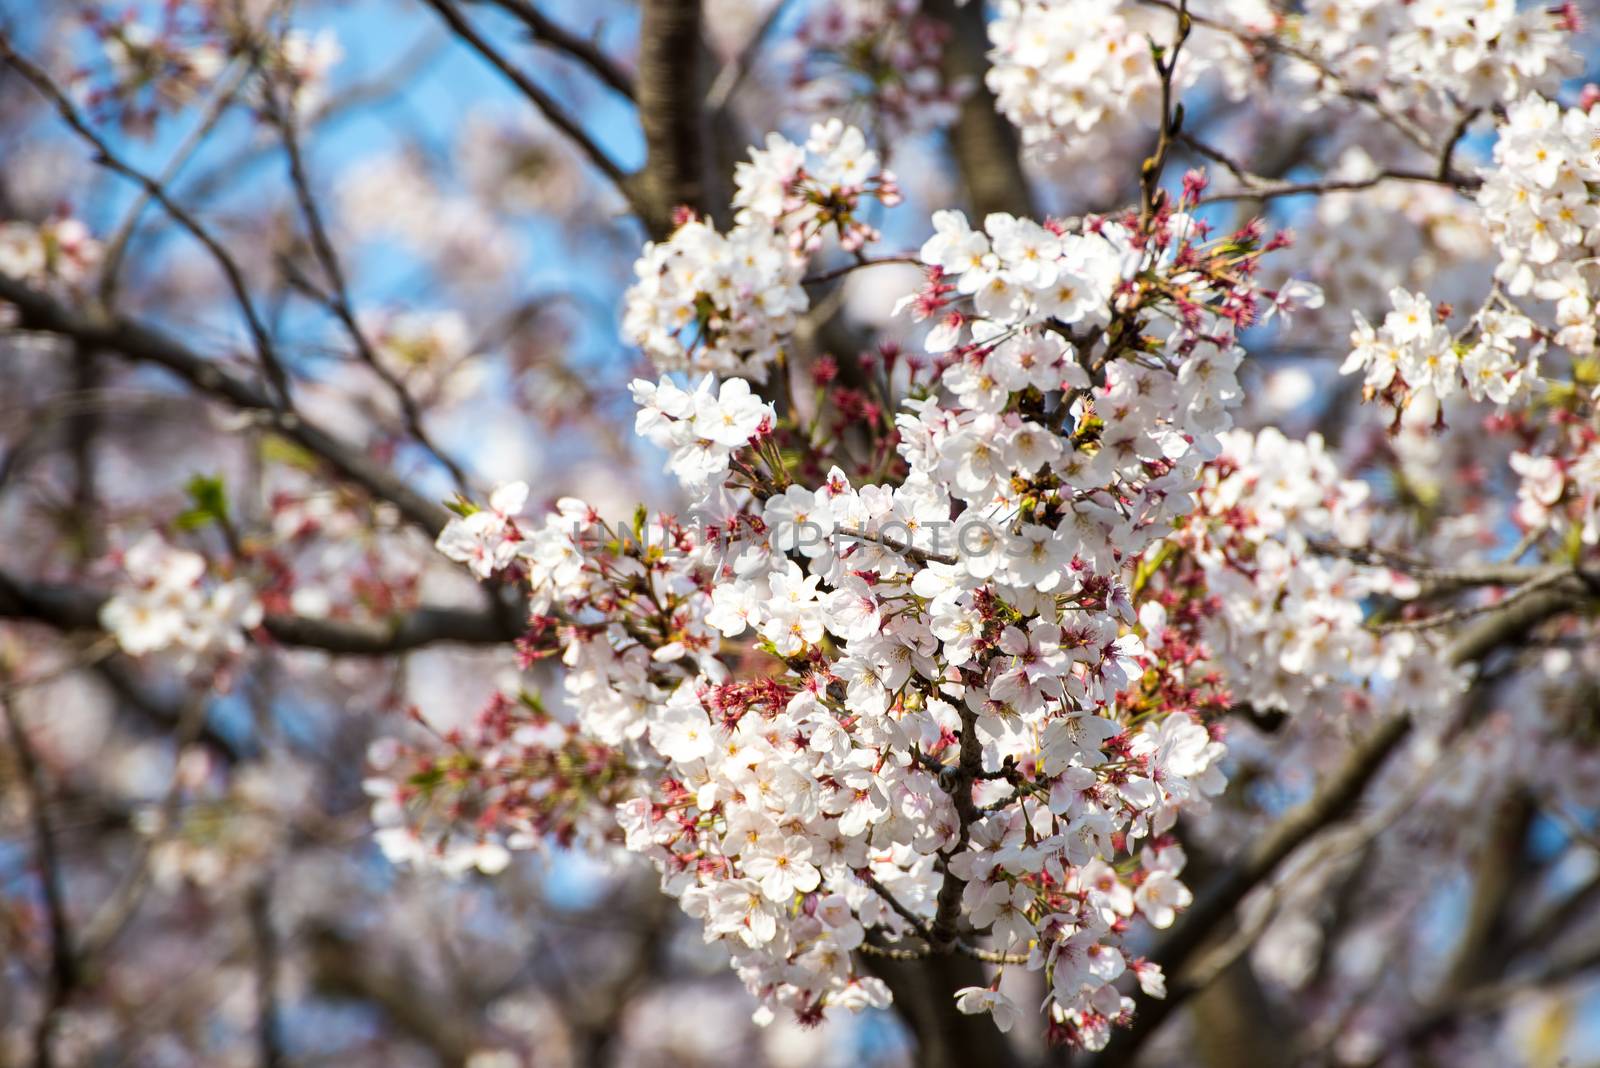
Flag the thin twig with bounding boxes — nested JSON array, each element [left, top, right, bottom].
[[420, 0, 634, 199], [1369, 566, 1582, 634], [858, 870, 937, 943], [262, 78, 473, 492], [1182, 133, 1481, 205], [0, 34, 294, 407], [835, 526, 957, 566], [0, 274, 452, 536], [76, 687, 212, 960], [99, 59, 255, 306], [481, 0, 635, 99], [1138, 0, 1436, 153], [801, 255, 922, 286], [1139, 0, 1191, 220], [1, 681, 76, 1068]]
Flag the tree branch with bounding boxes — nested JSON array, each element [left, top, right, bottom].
[[861, 946, 1024, 1068], [248, 879, 285, 1068], [924, 0, 1035, 219], [1086, 577, 1592, 1066], [306, 923, 478, 1066], [633, 0, 708, 237], [0, 33, 294, 407], [479, 0, 636, 99], [1183, 133, 1481, 205], [0, 569, 521, 655], [0, 273, 452, 537], [1, 682, 77, 1068], [420, 0, 634, 205], [263, 80, 474, 493]]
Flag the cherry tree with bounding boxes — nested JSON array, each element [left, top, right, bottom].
[[2, 1, 1599, 1066]]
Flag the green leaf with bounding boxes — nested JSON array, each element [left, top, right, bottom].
[[175, 473, 228, 531]]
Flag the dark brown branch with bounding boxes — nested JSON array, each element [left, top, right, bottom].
[[1087, 577, 1592, 1067], [1182, 134, 1482, 205], [248, 880, 285, 1068], [0, 34, 293, 407], [633, 0, 708, 237], [929, 702, 982, 952], [858, 870, 936, 942], [862, 948, 1024, 1068], [0, 273, 451, 537], [925, 0, 1034, 219], [261, 605, 523, 653], [1, 684, 76, 1068], [1436, 106, 1481, 181], [1139, 0, 1191, 220], [480, 0, 636, 99], [0, 570, 521, 655]]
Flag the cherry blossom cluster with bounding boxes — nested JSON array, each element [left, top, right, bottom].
[[1167, 428, 1463, 721], [78, 6, 342, 134], [422, 450, 1223, 1042], [1341, 287, 1540, 410], [0, 214, 101, 292], [1290, 1, 1576, 118], [787, 0, 968, 139], [390, 161, 1336, 1045], [622, 121, 898, 382], [365, 691, 632, 877], [1476, 93, 1600, 356], [984, 0, 1264, 155], [984, 1, 1576, 157], [908, 208, 1124, 350], [435, 481, 546, 580], [78, 5, 226, 132], [1507, 403, 1600, 549], [632, 375, 778, 490], [258, 489, 426, 624], [99, 532, 263, 664]]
